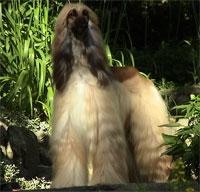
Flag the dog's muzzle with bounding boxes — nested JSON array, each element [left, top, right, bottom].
[[72, 17, 88, 38]]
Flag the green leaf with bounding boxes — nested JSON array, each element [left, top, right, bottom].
[[139, 72, 150, 79], [0, 76, 13, 81], [112, 59, 122, 66], [159, 122, 183, 127], [183, 40, 191, 46], [172, 105, 188, 110], [105, 44, 112, 66], [24, 39, 30, 60], [162, 133, 177, 145], [37, 101, 51, 121], [175, 127, 193, 136], [190, 94, 196, 100], [4, 8, 15, 28], [161, 144, 184, 156], [161, 146, 177, 156], [193, 124, 200, 135], [126, 49, 135, 67], [47, 86, 54, 104], [25, 7, 33, 17], [120, 51, 125, 66], [0, 3, 3, 35], [27, 86, 33, 117], [34, 7, 39, 26], [8, 69, 28, 100]]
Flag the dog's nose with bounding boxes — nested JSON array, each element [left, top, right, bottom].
[[80, 21, 88, 28], [77, 17, 88, 28], [71, 17, 89, 39]]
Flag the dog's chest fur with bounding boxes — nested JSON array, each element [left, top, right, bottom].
[[52, 68, 127, 149]]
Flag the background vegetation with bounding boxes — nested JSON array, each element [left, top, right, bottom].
[[0, 0, 199, 190]]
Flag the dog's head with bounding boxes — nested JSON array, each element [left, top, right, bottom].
[[52, 3, 112, 91], [66, 6, 90, 40], [54, 3, 98, 43]]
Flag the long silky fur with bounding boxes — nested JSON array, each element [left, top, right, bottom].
[[53, 30, 73, 90], [119, 68, 171, 182], [50, 3, 172, 188], [85, 30, 112, 86]]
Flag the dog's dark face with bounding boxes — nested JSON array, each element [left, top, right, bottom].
[[67, 8, 89, 40]]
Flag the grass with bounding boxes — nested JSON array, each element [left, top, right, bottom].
[[0, 0, 61, 121]]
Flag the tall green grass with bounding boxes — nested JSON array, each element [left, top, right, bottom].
[[0, 0, 65, 121], [95, 1, 135, 67]]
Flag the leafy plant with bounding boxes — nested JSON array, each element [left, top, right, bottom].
[[0, 0, 63, 121], [162, 94, 200, 181], [183, 40, 200, 85], [16, 177, 51, 190], [166, 160, 196, 191], [0, 161, 51, 190], [0, 162, 20, 183], [91, 1, 135, 67]]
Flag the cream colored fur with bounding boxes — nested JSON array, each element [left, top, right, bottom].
[[51, 69, 171, 187], [123, 74, 171, 182], [50, 2, 171, 188], [51, 69, 131, 187]]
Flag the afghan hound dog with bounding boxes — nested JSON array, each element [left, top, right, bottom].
[[50, 3, 172, 188]]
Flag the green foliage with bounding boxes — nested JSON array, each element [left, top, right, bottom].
[[157, 78, 176, 91], [167, 161, 196, 191], [134, 40, 199, 84], [171, 160, 187, 183], [0, 161, 19, 183], [0, 0, 64, 121], [162, 94, 200, 181], [16, 177, 51, 190], [154, 40, 199, 83], [0, 105, 50, 136], [93, 1, 135, 67]]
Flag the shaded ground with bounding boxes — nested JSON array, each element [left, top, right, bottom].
[[2, 183, 199, 192]]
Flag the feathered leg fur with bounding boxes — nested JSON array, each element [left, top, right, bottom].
[[50, 90, 88, 188], [50, 74, 130, 187], [89, 83, 130, 185]]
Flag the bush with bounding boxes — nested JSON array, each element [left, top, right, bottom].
[[162, 94, 200, 181]]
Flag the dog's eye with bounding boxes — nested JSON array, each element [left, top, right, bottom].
[[82, 9, 88, 17], [69, 9, 77, 17]]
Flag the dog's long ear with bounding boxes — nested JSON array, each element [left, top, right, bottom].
[[53, 30, 73, 91], [85, 29, 112, 86]]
